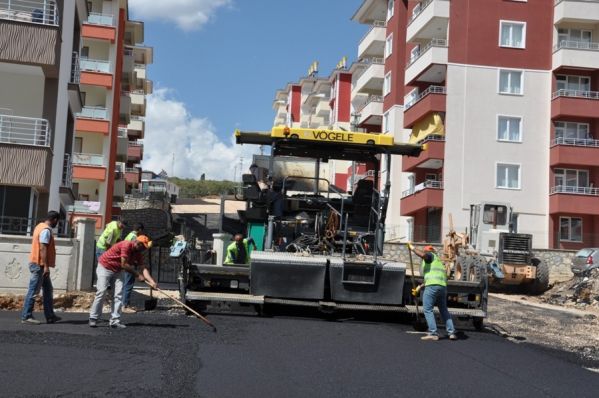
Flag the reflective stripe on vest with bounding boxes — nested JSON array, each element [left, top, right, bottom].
[[422, 253, 447, 287], [97, 221, 122, 250]]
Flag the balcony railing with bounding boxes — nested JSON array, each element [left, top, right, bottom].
[[129, 141, 143, 147], [402, 179, 444, 198], [126, 167, 140, 173], [78, 106, 108, 120], [552, 89, 599, 100], [0, 114, 51, 147], [79, 58, 111, 73], [115, 162, 126, 173], [551, 185, 599, 196], [359, 20, 386, 44], [352, 57, 385, 81], [0, 0, 59, 26], [552, 137, 599, 147], [70, 51, 80, 84], [68, 200, 101, 214], [555, 0, 599, 5], [417, 134, 445, 145], [61, 153, 73, 188], [72, 152, 104, 167], [357, 95, 384, 112], [117, 127, 128, 138], [409, 0, 434, 25], [554, 40, 599, 52], [407, 38, 448, 67], [404, 85, 447, 110], [86, 12, 114, 26]]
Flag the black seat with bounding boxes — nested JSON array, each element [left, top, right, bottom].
[[242, 174, 262, 200], [350, 180, 377, 228]]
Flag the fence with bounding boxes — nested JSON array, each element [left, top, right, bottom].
[[0, 114, 51, 147], [0, 0, 59, 26]]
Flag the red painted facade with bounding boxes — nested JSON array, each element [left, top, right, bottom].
[[384, 0, 409, 110], [403, 92, 446, 128], [337, 73, 352, 123], [290, 85, 301, 124]]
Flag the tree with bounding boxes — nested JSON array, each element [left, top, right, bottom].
[[168, 177, 237, 198]]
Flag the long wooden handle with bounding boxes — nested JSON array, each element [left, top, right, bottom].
[[145, 282, 217, 332]]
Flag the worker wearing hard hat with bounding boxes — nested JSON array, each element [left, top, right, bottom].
[[224, 234, 257, 265], [408, 243, 457, 341]]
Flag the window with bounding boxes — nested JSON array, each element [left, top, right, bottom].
[[560, 217, 582, 242], [387, 0, 394, 21], [497, 116, 522, 142], [409, 45, 420, 64], [383, 111, 390, 133], [556, 75, 590, 92], [555, 122, 589, 141], [496, 163, 520, 189], [383, 72, 392, 96], [499, 70, 523, 95], [558, 28, 592, 47], [500, 21, 526, 48], [483, 205, 508, 226], [81, 46, 89, 58], [554, 168, 589, 188], [385, 34, 393, 59]]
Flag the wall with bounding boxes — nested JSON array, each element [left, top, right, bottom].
[[0, 64, 45, 117]]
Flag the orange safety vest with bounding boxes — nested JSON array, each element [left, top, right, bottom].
[[29, 223, 56, 267]]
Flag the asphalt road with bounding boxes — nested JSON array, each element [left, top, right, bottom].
[[0, 309, 598, 398]]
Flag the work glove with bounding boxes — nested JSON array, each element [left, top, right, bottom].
[[411, 285, 422, 297], [407, 242, 414, 250]]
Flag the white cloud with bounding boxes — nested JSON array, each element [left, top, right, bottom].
[[129, 0, 231, 31], [141, 88, 257, 180]]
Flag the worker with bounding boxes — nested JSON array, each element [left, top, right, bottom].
[[89, 235, 157, 329], [21, 211, 62, 325], [249, 163, 269, 190], [121, 223, 145, 313], [408, 243, 457, 341], [95, 219, 127, 262], [224, 234, 257, 265]]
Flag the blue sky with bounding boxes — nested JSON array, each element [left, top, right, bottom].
[[130, 0, 365, 179]]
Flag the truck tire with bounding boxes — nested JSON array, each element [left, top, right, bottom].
[[528, 258, 549, 295], [455, 255, 486, 282]]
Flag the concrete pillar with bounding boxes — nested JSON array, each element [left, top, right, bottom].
[[75, 218, 96, 290], [212, 233, 229, 266]]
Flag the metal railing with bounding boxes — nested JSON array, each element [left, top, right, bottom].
[[128, 141, 143, 147], [353, 57, 385, 81], [78, 106, 108, 119], [551, 185, 599, 196], [67, 200, 101, 214], [70, 51, 80, 84], [406, 38, 448, 67], [72, 152, 104, 167], [555, 0, 599, 5], [357, 95, 384, 112], [402, 179, 444, 198], [0, 0, 59, 26], [404, 85, 447, 110], [0, 114, 51, 147], [134, 63, 146, 70], [552, 136, 599, 147], [417, 134, 445, 144], [79, 58, 111, 73], [117, 127, 128, 138], [86, 12, 114, 26], [552, 89, 599, 100], [554, 40, 599, 52], [126, 167, 140, 173], [61, 153, 73, 188], [409, 0, 434, 25], [359, 20, 386, 44]]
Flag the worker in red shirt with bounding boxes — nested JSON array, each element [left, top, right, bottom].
[[89, 235, 157, 329]]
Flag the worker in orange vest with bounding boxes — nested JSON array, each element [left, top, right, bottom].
[[21, 211, 62, 325]]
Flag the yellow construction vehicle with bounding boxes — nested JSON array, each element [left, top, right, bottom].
[[271, 126, 395, 146]]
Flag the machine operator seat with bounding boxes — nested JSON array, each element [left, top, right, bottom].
[[350, 179, 377, 228], [242, 174, 262, 201]]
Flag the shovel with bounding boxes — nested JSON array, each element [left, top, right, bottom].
[[144, 287, 158, 311], [407, 243, 428, 332]]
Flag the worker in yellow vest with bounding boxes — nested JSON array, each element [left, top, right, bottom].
[[96, 219, 127, 261], [408, 243, 457, 341], [224, 234, 257, 265], [21, 211, 62, 325]]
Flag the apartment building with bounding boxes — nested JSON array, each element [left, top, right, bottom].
[[70, 0, 152, 231], [272, 0, 599, 250], [0, 0, 86, 235]]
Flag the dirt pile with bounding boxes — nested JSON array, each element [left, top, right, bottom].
[[542, 269, 599, 311], [0, 292, 96, 312]]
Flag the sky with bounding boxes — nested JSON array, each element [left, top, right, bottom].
[[129, 0, 365, 180]]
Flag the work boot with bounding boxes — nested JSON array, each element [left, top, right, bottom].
[[109, 320, 126, 329], [46, 315, 62, 324], [449, 334, 458, 341], [421, 334, 439, 341], [21, 318, 41, 325], [88, 319, 98, 328]]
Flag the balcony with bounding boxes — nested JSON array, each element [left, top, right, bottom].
[[553, 40, 599, 70], [125, 167, 141, 185], [0, 113, 51, 147], [554, 0, 599, 24], [356, 95, 383, 126], [400, 180, 444, 216], [402, 135, 445, 172], [80, 58, 113, 88], [68, 52, 83, 113], [127, 45, 153, 65], [127, 141, 143, 161], [550, 137, 599, 167], [352, 58, 385, 95], [405, 38, 448, 85], [61, 153, 73, 189], [550, 185, 599, 215], [76, 107, 110, 135], [134, 63, 147, 80], [127, 116, 145, 138], [125, 20, 144, 46], [315, 99, 331, 118], [120, 92, 132, 124], [404, 85, 446, 127], [0, 0, 59, 67], [128, 90, 147, 117], [407, 0, 450, 43], [72, 152, 106, 181], [116, 128, 128, 162], [82, 13, 116, 42], [114, 178, 126, 201], [358, 21, 386, 59], [551, 90, 599, 119], [67, 201, 103, 229]]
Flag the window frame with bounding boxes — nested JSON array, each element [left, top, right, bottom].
[[383, 111, 390, 133], [383, 71, 392, 97], [386, 0, 394, 22], [498, 69, 524, 95], [496, 162, 521, 190], [497, 115, 523, 143], [554, 168, 589, 188], [559, 216, 583, 242], [554, 121, 590, 140], [499, 20, 527, 49], [385, 33, 393, 59]]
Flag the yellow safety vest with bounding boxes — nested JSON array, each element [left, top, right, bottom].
[[422, 253, 447, 287]]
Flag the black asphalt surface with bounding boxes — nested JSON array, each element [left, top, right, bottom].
[[0, 309, 598, 398]]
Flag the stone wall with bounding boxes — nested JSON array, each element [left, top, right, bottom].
[[383, 242, 576, 283]]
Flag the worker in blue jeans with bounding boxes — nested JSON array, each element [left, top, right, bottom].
[[121, 223, 144, 313], [408, 243, 457, 341]]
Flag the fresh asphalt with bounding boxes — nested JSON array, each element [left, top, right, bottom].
[[0, 309, 597, 398]]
